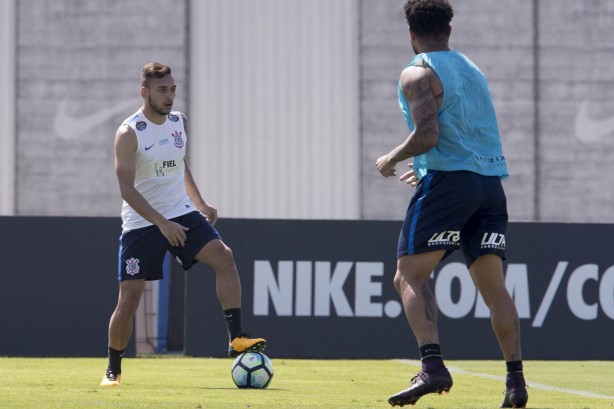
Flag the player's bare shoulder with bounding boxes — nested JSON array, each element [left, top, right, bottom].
[[114, 123, 138, 152], [400, 59, 443, 108]]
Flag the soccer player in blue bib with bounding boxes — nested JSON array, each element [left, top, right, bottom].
[[101, 62, 266, 387], [376, 1, 527, 407]]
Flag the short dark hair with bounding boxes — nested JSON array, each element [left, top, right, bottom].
[[141, 62, 172, 88], [404, 0, 453, 38]]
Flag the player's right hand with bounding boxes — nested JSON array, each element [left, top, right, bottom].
[[158, 220, 190, 247]]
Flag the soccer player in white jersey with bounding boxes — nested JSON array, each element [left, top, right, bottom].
[[101, 62, 265, 387]]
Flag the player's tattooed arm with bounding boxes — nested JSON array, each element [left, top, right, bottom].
[[392, 65, 440, 160], [376, 64, 440, 177]]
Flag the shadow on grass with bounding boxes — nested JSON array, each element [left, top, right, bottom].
[[187, 386, 289, 391]]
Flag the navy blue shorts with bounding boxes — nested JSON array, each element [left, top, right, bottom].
[[117, 211, 221, 281], [397, 170, 508, 267]]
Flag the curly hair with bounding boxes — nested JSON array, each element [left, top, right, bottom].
[[403, 0, 454, 38], [141, 62, 172, 88]]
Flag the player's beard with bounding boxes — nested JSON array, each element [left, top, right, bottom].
[[148, 96, 172, 116]]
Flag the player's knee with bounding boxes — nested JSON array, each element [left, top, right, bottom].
[[219, 244, 235, 264], [118, 293, 141, 314], [393, 271, 404, 294], [480, 285, 511, 308], [210, 242, 236, 270]]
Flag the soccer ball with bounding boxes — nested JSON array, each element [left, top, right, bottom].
[[231, 352, 274, 388]]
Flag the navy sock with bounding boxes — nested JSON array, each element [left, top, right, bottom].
[[505, 360, 525, 387], [506, 360, 523, 373], [224, 308, 243, 341], [419, 343, 445, 373], [107, 347, 125, 374]]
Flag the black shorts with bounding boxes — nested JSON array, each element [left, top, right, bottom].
[[397, 170, 508, 267], [117, 211, 221, 281]]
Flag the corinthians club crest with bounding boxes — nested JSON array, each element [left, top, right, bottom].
[[172, 130, 184, 149], [125, 258, 140, 275]]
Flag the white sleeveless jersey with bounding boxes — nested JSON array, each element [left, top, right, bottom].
[[120, 110, 194, 231]]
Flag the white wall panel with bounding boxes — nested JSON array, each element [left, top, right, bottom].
[[0, 0, 16, 215], [190, 0, 359, 219]]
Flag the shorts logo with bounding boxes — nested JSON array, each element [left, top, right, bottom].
[[172, 130, 184, 148], [125, 258, 140, 275], [136, 121, 147, 131], [481, 232, 506, 250], [428, 230, 460, 246]]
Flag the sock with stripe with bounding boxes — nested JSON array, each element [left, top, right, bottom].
[[419, 343, 445, 373]]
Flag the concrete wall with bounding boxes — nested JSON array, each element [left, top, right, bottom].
[[360, 0, 614, 222], [15, 0, 188, 216], [9, 0, 614, 222], [537, 0, 614, 222], [360, 0, 536, 221]]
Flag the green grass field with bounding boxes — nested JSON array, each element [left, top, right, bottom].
[[0, 357, 612, 408]]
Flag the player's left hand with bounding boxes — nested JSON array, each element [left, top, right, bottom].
[[375, 154, 397, 177], [199, 202, 218, 225], [399, 162, 419, 187]]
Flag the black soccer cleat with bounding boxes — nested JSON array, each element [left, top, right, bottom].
[[500, 378, 528, 408], [388, 369, 453, 407]]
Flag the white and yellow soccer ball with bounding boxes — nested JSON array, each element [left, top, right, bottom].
[[231, 352, 274, 389]]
